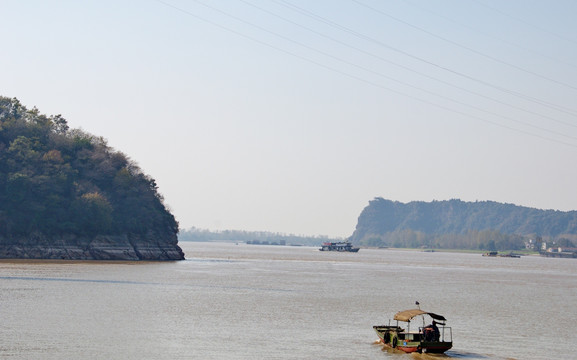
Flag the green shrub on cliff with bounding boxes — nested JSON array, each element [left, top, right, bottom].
[[0, 96, 178, 239]]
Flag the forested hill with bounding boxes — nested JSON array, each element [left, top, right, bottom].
[[179, 227, 342, 246], [0, 96, 184, 260], [349, 198, 577, 250]]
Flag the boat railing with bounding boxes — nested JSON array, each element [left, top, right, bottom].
[[442, 326, 452, 342]]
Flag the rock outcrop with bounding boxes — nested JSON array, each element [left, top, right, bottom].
[[0, 96, 186, 261], [0, 233, 185, 260]]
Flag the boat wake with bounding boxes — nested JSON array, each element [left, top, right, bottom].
[[435, 350, 517, 360], [372, 342, 515, 360], [435, 350, 488, 358]]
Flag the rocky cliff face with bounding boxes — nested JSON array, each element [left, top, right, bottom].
[[349, 197, 577, 247], [0, 232, 185, 261]]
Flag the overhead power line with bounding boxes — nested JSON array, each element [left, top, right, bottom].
[[154, 0, 577, 149], [402, 0, 577, 71], [352, 0, 577, 92], [275, 0, 577, 119], [244, 0, 577, 132], [470, 0, 577, 46]]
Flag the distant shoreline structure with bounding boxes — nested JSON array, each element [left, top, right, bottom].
[[540, 249, 577, 258]]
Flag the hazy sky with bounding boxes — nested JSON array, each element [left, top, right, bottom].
[[2, 1, 577, 237]]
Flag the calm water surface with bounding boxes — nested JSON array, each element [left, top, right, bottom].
[[0, 242, 575, 359]]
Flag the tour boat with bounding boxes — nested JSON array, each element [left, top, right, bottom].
[[318, 242, 359, 252], [373, 308, 452, 354]]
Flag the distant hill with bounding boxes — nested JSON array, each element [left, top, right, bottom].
[[0, 96, 184, 260], [349, 198, 577, 250], [180, 227, 341, 246]]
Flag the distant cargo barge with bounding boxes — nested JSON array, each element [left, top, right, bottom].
[[483, 251, 521, 258], [319, 242, 359, 252]]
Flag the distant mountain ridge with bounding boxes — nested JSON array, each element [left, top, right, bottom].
[[179, 227, 342, 246], [349, 198, 577, 249]]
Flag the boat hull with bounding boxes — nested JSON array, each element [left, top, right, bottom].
[[398, 341, 452, 354]]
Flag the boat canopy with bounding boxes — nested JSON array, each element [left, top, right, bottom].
[[393, 309, 447, 322]]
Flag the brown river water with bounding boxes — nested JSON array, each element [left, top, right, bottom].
[[0, 241, 574, 359]]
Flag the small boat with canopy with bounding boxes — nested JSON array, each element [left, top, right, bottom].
[[373, 307, 452, 354]]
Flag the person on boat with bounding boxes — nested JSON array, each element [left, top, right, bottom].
[[431, 321, 440, 341], [424, 321, 440, 341]]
